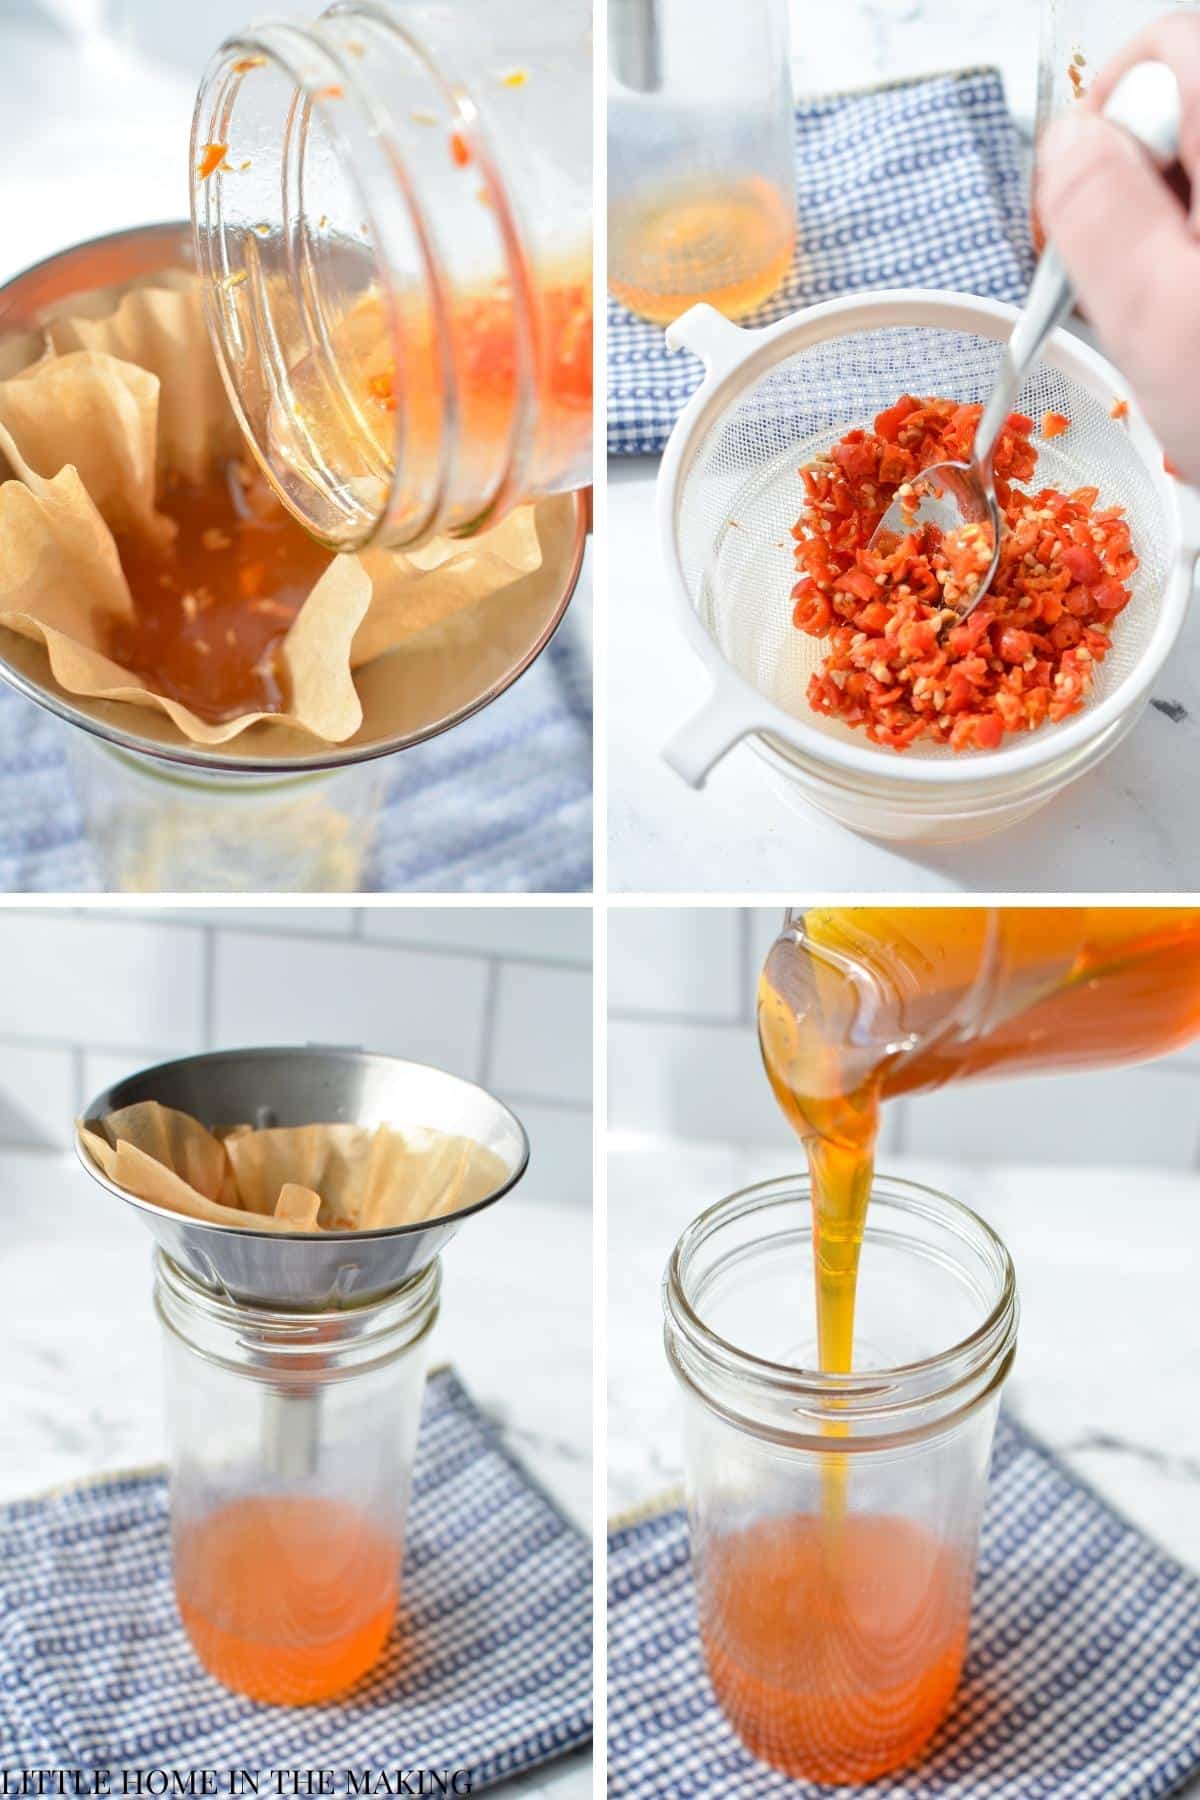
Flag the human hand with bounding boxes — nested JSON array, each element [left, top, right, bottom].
[[1038, 14, 1200, 482]]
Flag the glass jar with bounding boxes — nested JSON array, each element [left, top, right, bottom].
[[1033, 0, 1200, 248], [67, 732, 385, 893], [663, 1174, 1017, 1785], [190, 0, 592, 552], [155, 1250, 440, 1705], [608, 0, 795, 324]]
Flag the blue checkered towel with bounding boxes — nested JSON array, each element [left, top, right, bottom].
[[608, 67, 1036, 456], [608, 1414, 1200, 1797], [0, 599, 592, 895], [0, 1367, 592, 1786]]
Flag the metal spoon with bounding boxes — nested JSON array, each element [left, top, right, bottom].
[[868, 60, 1183, 621]]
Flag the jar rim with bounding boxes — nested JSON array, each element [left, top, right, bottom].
[[156, 1244, 442, 1330], [663, 1172, 1018, 1427]]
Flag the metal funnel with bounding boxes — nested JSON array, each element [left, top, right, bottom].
[[0, 222, 587, 778], [78, 1046, 529, 1309]]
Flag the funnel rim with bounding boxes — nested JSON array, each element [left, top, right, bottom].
[[77, 1043, 530, 1242]]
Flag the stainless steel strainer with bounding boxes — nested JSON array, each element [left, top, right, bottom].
[[657, 291, 1200, 833]]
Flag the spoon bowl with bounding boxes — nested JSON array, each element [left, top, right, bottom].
[[871, 459, 1001, 617]]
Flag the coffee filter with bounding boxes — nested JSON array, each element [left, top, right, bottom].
[[0, 271, 545, 749], [77, 1099, 509, 1235]]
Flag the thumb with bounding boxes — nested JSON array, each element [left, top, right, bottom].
[[1038, 109, 1190, 349]]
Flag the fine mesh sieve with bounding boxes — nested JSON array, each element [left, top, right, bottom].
[[658, 292, 1200, 801]]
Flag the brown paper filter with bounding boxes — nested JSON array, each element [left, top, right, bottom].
[[0, 274, 544, 746], [77, 1099, 509, 1234]]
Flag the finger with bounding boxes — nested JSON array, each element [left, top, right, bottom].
[[1039, 108, 1200, 442], [1084, 13, 1200, 193]]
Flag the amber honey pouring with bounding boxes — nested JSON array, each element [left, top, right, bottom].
[[687, 907, 1200, 1784]]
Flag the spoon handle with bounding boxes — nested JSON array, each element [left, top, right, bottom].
[[974, 252, 1073, 471], [974, 59, 1182, 471]]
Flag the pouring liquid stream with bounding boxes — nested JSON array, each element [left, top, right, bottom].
[[715, 906, 1200, 1782], [759, 907, 1200, 1395]]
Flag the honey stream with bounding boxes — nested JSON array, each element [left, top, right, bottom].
[[705, 906, 1200, 1782]]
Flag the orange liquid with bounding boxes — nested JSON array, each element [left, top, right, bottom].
[[174, 1495, 400, 1705], [291, 263, 592, 535], [608, 176, 795, 324], [111, 461, 332, 723], [698, 1514, 971, 1785]]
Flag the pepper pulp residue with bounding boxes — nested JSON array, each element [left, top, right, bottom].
[[110, 459, 333, 723]]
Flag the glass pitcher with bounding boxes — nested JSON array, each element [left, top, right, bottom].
[[760, 906, 1200, 1146], [191, 0, 591, 551], [608, 0, 795, 324], [758, 908, 1200, 1378]]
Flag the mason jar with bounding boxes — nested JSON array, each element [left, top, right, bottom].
[[67, 732, 385, 893], [663, 1174, 1018, 1784], [608, 0, 795, 323], [155, 1250, 440, 1705], [191, 0, 592, 551]]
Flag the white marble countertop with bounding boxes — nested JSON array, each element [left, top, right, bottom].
[[787, 0, 1039, 130], [607, 0, 1200, 894], [0, 1148, 592, 1798], [608, 1134, 1200, 1794]]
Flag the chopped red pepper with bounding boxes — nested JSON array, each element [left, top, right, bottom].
[[366, 369, 397, 411], [449, 131, 472, 168], [197, 142, 228, 180], [788, 394, 1138, 753], [1041, 411, 1071, 439], [1110, 399, 1129, 421]]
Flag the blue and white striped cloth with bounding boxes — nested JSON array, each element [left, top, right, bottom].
[[608, 68, 1036, 457], [0, 1367, 592, 1786], [0, 598, 592, 895], [608, 1414, 1200, 1798]]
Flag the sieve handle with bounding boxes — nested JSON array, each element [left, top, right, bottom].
[[662, 687, 767, 786], [665, 304, 754, 379]]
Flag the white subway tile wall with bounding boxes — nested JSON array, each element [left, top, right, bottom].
[[608, 908, 1200, 1167], [0, 906, 592, 1207]]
